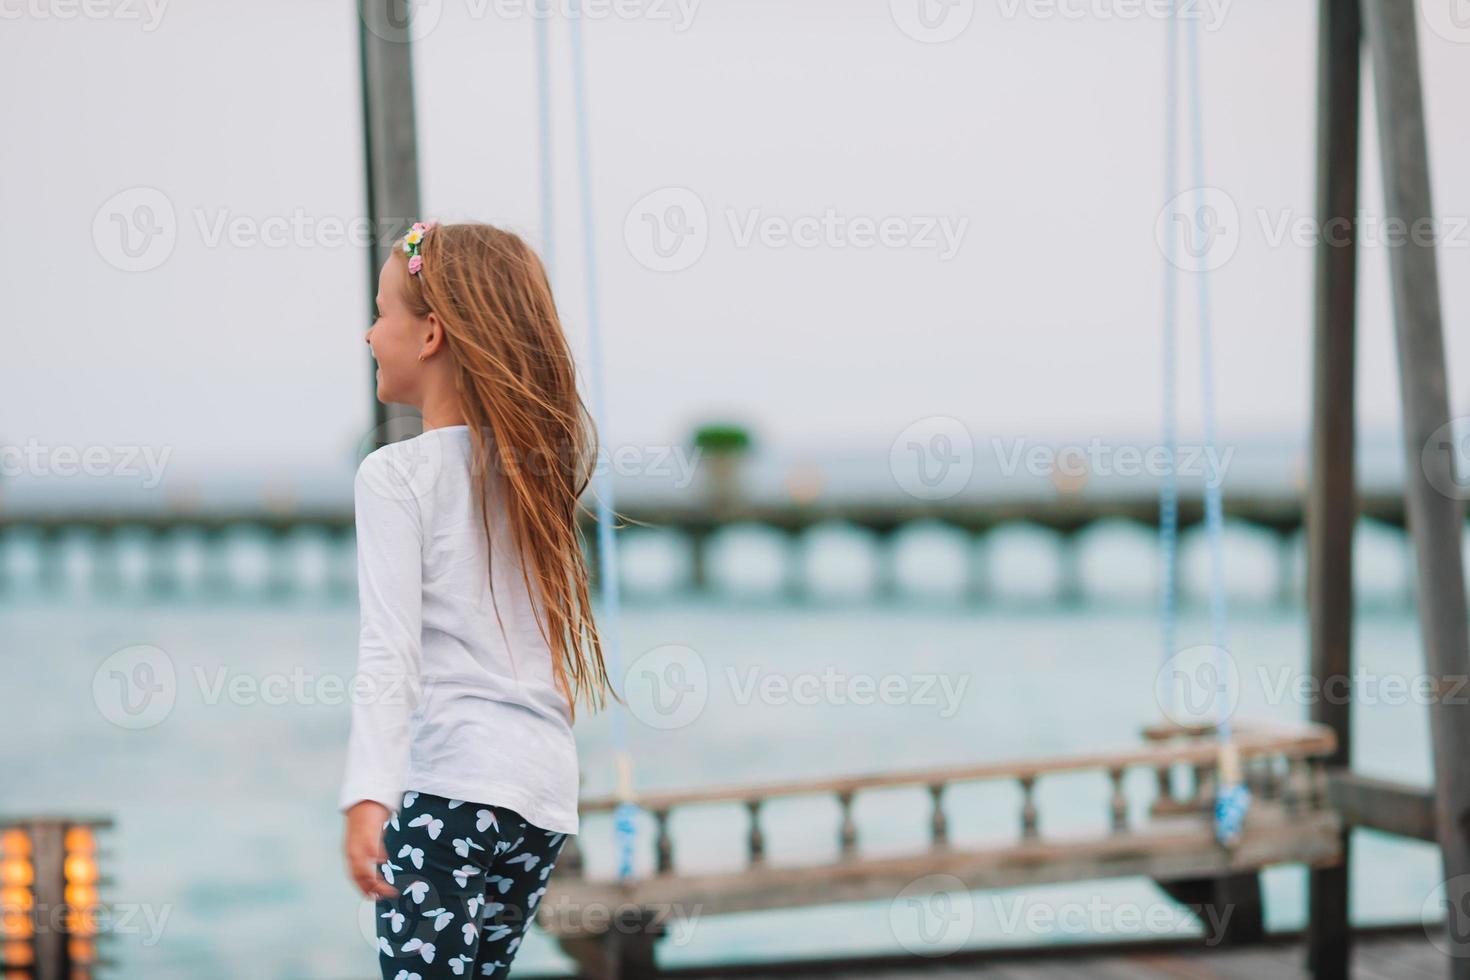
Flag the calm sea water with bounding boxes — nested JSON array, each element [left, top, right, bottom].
[[0, 523, 1453, 979]]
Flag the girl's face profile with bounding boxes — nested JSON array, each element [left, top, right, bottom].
[[365, 256, 426, 406]]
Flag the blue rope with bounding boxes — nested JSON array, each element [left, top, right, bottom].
[[1164, 1, 1248, 845], [564, 0, 639, 881], [1182, 6, 1232, 741], [1158, 0, 1181, 717], [535, 0, 555, 282]]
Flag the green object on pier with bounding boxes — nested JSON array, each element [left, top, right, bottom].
[[692, 423, 752, 454]]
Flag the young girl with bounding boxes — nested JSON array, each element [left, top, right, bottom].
[[340, 222, 612, 979]]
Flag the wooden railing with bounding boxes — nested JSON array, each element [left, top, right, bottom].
[[561, 723, 1336, 880]]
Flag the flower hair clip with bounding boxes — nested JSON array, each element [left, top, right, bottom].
[[402, 221, 437, 276]]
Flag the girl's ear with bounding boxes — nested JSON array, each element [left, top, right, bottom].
[[420, 312, 446, 361]]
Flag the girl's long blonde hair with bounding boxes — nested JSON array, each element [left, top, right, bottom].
[[399, 222, 612, 717]]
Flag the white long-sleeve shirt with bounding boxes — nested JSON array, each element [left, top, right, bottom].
[[339, 425, 579, 835]]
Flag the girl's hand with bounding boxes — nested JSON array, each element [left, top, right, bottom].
[[344, 800, 397, 899]]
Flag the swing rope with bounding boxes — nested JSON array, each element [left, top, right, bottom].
[[535, 1, 556, 281], [1158, 2, 1181, 718], [1161, 0, 1249, 845], [537, 0, 640, 881]]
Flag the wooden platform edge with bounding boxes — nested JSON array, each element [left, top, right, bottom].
[[517, 922, 1438, 980]]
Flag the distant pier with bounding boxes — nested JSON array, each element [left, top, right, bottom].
[[0, 489, 1439, 604]]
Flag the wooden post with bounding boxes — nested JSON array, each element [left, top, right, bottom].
[[684, 526, 708, 595], [1056, 531, 1084, 606], [965, 530, 990, 603], [928, 783, 949, 847], [837, 791, 858, 857], [653, 809, 673, 874], [1363, 0, 1470, 973], [358, 0, 424, 447], [1160, 874, 1266, 948], [1107, 768, 1128, 833], [553, 907, 666, 980], [30, 822, 66, 980], [1306, 0, 1359, 975], [1019, 776, 1039, 840], [1274, 531, 1297, 608], [746, 799, 765, 865]]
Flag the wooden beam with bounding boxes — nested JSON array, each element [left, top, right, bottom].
[[547, 805, 1343, 921], [1329, 771, 1437, 843], [357, 0, 424, 447], [577, 722, 1336, 813], [1306, 0, 1360, 975], [1361, 0, 1470, 973]]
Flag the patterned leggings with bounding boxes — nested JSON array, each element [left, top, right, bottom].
[[376, 792, 567, 979]]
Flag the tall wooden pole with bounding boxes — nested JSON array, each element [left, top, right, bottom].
[[30, 823, 66, 980], [1306, 1, 1360, 976], [1362, 0, 1470, 973], [358, 0, 424, 447]]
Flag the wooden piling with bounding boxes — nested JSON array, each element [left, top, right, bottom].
[[358, 0, 424, 448], [1363, 0, 1470, 973], [1306, 0, 1360, 974]]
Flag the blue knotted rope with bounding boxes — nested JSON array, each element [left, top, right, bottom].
[[536, 0, 639, 881], [1162, 0, 1250, 846]]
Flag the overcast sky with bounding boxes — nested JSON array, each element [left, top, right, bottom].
[[3, 0, 1468, 502]]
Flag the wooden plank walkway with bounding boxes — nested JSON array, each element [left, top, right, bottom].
[[579, 928, 1443, 980], [547, 723, 1342, 976]]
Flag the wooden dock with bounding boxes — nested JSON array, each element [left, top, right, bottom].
[[540, 723, 1345, 978], [523, 927, 1441, 980]]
